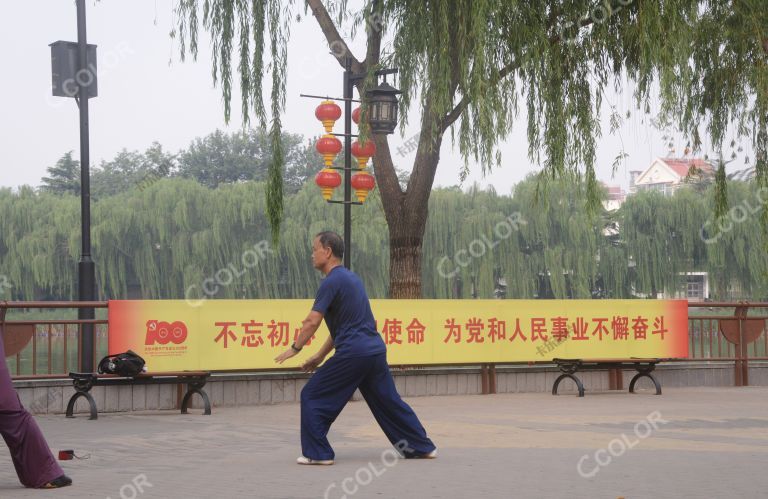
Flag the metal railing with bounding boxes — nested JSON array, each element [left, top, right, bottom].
[[0, 301, 108, 378], [687, 302, 768, 386], [2, 301, 767, 386]]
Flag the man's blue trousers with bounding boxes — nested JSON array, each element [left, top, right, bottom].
[[301, 352, 436, 460]]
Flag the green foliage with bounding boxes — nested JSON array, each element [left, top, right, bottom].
[[40, 152, 81, 195], [175, 0, 291, 243], [2, 176, 765, 301], [178, 129, 309, 189], [0, 186, 79, 300], [43, 130, 314, 199], [176, 0, 767, 234], [91, 143, 176, 198]]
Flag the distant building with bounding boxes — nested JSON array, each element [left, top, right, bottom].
[[640, 272, 710, 302], [601, 183, 626, 211], [629, 157, 714, 195], [674, 272, 709, 302]]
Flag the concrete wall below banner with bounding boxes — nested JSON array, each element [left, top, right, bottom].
[[11, 362, 767, 416]]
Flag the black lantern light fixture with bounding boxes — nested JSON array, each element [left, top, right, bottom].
[[366, 79, 401, 135], [299, 60, 400, 270]]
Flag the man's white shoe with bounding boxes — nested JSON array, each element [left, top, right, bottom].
[[296, 456, 334, 465], [403, 448, 438, 459]]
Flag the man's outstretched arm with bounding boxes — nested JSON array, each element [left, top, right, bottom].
[[301, 334, 334, 372], [275, 310, 327, 364]]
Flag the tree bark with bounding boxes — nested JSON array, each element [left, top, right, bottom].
[[308, 0, 447, 298], [373, 101, 444, 298]]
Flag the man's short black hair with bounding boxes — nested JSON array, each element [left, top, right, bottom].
[[315, 231, 345, 260]]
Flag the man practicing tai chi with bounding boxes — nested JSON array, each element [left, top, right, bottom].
[[275, 231, 436, 465]]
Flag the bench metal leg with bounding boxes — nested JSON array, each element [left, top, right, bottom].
[[553, 373, 585, 397], [181, 386, 212, 415], [66, 391, 98, 420], [629, 372, 662, 395]]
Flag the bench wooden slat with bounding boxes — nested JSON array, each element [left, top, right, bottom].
[[12, 375, 71, 381]]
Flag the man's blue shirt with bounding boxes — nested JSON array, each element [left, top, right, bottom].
[[312, 266, 386, 358]]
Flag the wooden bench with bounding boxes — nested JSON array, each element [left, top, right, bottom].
[[66, 371, 212, 420], [551, 358, 663, 397]]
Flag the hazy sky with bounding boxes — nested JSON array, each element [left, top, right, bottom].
[[0, 1, 740, 193]]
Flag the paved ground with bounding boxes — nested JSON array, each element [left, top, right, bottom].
[[1, 386, 767, 499]]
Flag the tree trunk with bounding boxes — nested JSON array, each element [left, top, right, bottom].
[[388, 229, 423, 299], [372, 114, 443, 298], [308, 0, 448, 298]]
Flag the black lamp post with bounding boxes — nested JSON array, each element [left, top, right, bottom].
[[50, 0, 97, 372], [301, 56, 400, 270]]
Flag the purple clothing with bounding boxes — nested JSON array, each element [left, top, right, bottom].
[[0, 328, 63, 488]]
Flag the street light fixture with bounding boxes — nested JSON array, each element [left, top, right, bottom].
[[366, 80, 402, 135], [300, 56, 400, 270]]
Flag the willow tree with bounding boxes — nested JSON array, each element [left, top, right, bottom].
[[618, 188, 708, 297], [175, 0, 767, 297], [4, 176, 767, 300], [423, 178, 617, 299]]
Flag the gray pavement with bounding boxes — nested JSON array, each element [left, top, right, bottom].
[[1, 387, 767, 499]]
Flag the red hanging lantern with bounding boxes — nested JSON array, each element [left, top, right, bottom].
[[352, 106, 361, 125], [351, 171, 376, 203], [316, 134, 343, 167], [315, 100, 342, 133], [351, 139, 376, 169], [315, 168, 342, 201]]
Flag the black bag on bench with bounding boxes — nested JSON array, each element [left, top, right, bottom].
[[97, 350, 146, 377]]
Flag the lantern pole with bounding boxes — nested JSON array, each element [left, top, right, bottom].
[[343, 56, 353, 269], [301, 58, 399, 271]]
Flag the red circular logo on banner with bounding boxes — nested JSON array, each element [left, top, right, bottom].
[[145, 320, 188, 345]]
